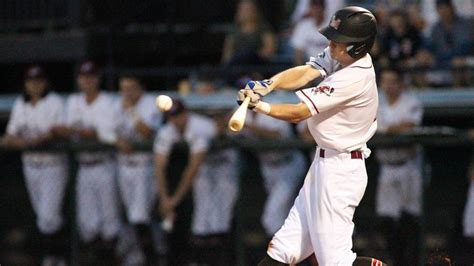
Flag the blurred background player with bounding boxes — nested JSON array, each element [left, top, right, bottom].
[[55, 60, 121, 264], [221, 0, 276, 65], [375, 68, 424, 266], [463, 142, 474, 244], [245, 111, 306, 238], [153, 99, 216, 265], [0, 65, 68, 266], [290, 0, 329, 65], [114, 74, 162, 264], [190, 111, 239, 266]]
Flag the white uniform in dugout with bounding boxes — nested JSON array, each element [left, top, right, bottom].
[[114, 95, 162, 224], [192, 144, 239, 236], [247, 113, 306, 236], [268, 47, 378, 265], [66, 92, 121, 242], [6, 93, 68, 234], [376, 92, 423, 219], [463, 160, 474, 237], [153, 114, 226, 233]]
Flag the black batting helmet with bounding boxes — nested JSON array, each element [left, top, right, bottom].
[[320, 6, 377, 59]]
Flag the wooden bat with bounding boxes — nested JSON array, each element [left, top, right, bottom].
[[228, 97, 250, 132]]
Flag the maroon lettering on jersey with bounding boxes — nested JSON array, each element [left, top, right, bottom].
[[312, 86, 334, 96]]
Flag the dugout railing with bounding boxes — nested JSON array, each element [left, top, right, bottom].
[[1, 128, 473, 265]]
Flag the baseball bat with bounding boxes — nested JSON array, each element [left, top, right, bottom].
[[228, 97, 250, 132]]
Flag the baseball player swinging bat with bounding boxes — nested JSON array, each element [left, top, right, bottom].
[[228, 97, 250, 132]]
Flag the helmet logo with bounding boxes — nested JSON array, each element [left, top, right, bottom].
[[330, 16, 341, 30]]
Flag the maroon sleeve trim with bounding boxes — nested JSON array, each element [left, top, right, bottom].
[[301, 90, 319, 114]]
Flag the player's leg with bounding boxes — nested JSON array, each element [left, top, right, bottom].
[[76, 165, 101, 264], [399, 161, 422, 265], [36, 164, 69, 263], [375, 164, 402, 263], [307, 154, 367, 265], [260, 163, 316, 265]]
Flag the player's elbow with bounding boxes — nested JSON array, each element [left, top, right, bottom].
[[289, 103, 311, 123]]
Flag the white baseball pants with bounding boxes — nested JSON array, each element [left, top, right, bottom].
[[23, 161, 68, 234], [267, 147, 368, 266], [76, 160, 121, 242]]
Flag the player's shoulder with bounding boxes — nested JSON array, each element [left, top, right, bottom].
[[189, 113, 216, 135], [400, 92, 421, 106], [45, 92, 64, 103], [295, 18, 315, 30]]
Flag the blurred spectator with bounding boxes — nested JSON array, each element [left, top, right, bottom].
[[221, 0, 276, 65], [190, 111, 239, 265], [375, 68, 423, 266], [289, 0, 344, 26], [420, 0, 474, 37], [290, 0, 329, 65], [415, 0, 474, 87], [153, 99, 216, 265], [379, 9, 422, 69], [55, 61, 121, 264], [114, 75, 162, 264], [1, 66, 68, 266], [245, 112, 306, 237]]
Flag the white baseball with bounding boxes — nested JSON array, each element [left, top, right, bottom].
[[156, 95, 173, 112]]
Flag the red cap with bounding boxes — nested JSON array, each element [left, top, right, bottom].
[[78, 60, 100, 75], [25, 65, 47, 79], [166, 99, 187, 116]]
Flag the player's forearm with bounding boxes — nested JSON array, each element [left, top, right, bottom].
[[268, 65, 321, 91], [256, 102, 311, 124]]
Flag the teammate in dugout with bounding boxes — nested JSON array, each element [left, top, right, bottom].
[[153, 99, 217, 265], [54, 61, 121, 263], [114, 75, 162, 263], [1, 65, 68, 265], [375, 68, 423, 266], [237, 6, 387, 266]]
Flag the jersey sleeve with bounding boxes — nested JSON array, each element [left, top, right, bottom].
[[189, 117, 217, 154], [95, 97, 118, 144], [305, 47, 339, 78], [153, 125, 176, 156], [6, 98, 24, 135], [51, 95, 66, 126], [143, 97, 163, 130], [296, 73, 366, 116], [406, 97, 423, 125]]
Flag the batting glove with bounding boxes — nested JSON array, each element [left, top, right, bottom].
[[244, 79, 273, 97], [237, 89, 261, 109]]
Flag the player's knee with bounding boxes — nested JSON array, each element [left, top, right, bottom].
[[38, 216, 62, 234], [258, 254, 288, 266]]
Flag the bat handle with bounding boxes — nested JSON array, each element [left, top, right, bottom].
[[228, 97, 250, 132]]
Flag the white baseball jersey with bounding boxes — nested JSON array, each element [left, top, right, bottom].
[[114, 95, 162, 224], [6, 92, 68, 234], [296, 47, 378, 153], [375, 92, 423, 219], [153, 114, 216, 156], [246, 112, 306, 236], [291, 18, 329, 60], [268, 48, 378, 265], [65, 92, 121, 242], [464, 179, 474, 237]]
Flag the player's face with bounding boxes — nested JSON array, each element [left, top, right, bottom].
[[24, 78, 47, 98], [381, 71, 403, 97], [169, 112, 188, 131], [328, 40, 351, 65], [77, 74, 100, 93], [236, 0, 258, 24], [119, 78, 142, 102]]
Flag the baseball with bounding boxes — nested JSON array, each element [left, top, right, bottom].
[[156, 95, 173, 112]]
